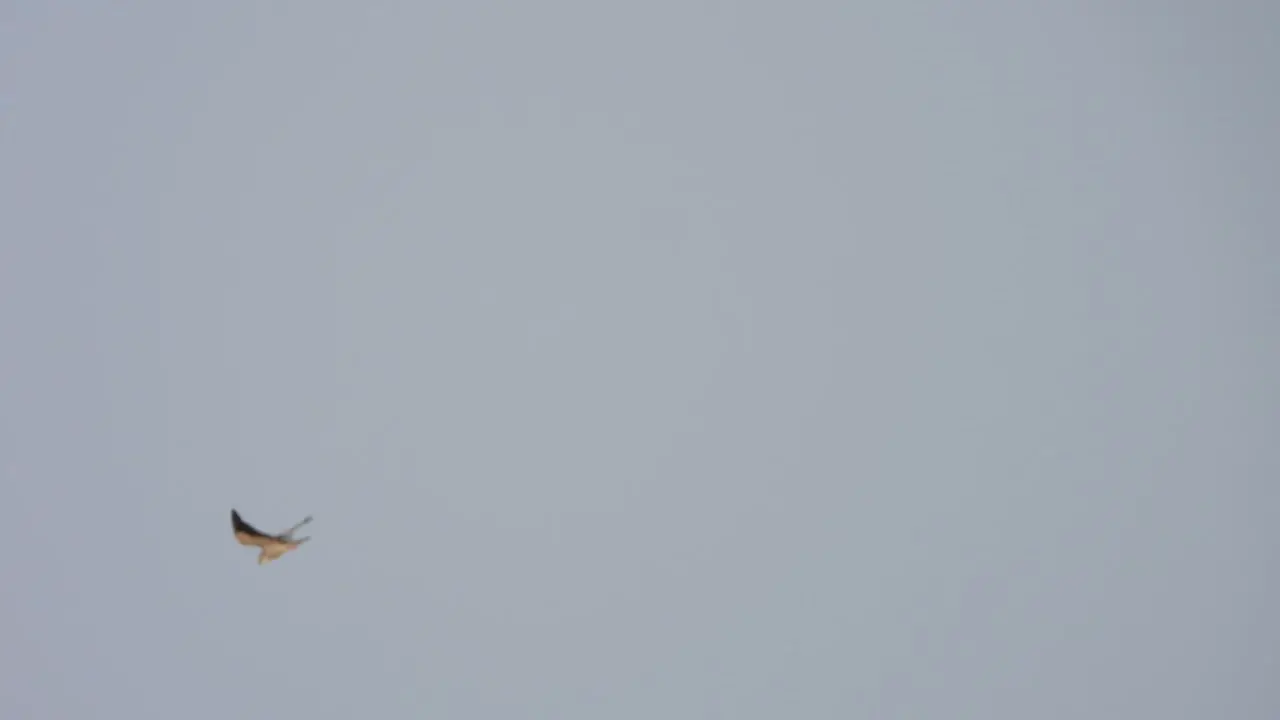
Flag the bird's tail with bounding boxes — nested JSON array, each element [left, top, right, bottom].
[[281, 515, 313, 537]]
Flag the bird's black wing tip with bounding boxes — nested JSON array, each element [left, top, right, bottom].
[[231, 509, 267, 537]]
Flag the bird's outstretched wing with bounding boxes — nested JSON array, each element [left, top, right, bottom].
[[232, 509, 283, 548]]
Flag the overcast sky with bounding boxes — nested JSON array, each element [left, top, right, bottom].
[[2, 2, 1277, 718]]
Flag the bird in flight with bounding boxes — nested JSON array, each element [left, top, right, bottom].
[[232, 509, 313, 565]]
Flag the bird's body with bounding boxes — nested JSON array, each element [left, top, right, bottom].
[[232, 509, 312, 565]]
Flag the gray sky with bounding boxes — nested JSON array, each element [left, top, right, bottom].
[[2, 2, 1277, 718]]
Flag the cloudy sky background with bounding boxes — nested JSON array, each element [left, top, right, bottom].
[[2, 2, 1277, 718]]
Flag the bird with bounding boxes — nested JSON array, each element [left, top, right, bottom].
[[232, 509, 313, 565]]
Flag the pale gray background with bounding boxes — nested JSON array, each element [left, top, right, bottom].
[[1, 2, 1276, 718]]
